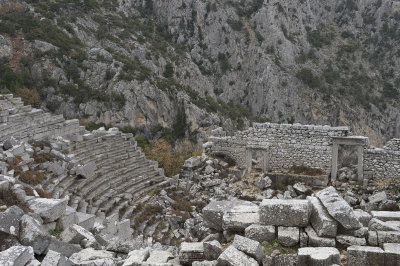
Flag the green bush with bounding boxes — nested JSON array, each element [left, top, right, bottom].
[[296, 68, 321, 88], [307, 27, 334, 48], [227, 18, 243, 31], [218, 53, 231, 73], [164, 62, 174, 78]]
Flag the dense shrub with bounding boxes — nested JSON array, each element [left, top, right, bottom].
[[296, 68, 321, 88]]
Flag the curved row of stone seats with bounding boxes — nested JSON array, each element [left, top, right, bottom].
[[0, 94, 82, 142], [45, 128, 167, 219]]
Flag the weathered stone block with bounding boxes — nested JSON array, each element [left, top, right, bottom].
[[0, 246, 34, 266], [217, 245, 258, 266], [371, 211, 400, 222], [19, 215, 51, 255], [259, 199, 309, 227], [278, 226, 299, 247], [316, 186, 362, 230], [305, 226, 335, 247], [298, 247, 340, 266], [377, 231, 400, 246], [203, 199, 257, 231], [232, 235, 265, 263], [203, 240, 222, 261], [308, 196, 337, 237], [56, 206, 78, 231], [179, 242, 204, 265], [28, 198, 67, 223], [347, 246, 385, 266], [336, 235, 366, 247], [222, 204, 259, 232], [41, 250, 73, 266], [245, 224, 275, 243], [383, 243, 400, 266], [122, 248, 150, 266]]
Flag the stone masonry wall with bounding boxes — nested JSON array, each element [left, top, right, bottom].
[[364, 139, 400, 179], [209, 123, 350, 174]]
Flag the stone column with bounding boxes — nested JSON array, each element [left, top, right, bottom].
[[357, 145, 364, 181], [262, 150, 268, 173], [245, 149, 252, 173], [331, 142, 339, 184]]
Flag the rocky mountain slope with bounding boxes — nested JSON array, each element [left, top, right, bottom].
[[0, 0, 399, 145]]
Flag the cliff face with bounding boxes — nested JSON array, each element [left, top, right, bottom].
[[0, 0, 399, 145]]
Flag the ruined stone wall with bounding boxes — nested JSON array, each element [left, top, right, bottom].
[[364, 139, 400, 179], [208, 123, 349, 174]]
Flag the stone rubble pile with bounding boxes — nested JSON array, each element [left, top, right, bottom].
[[175, 186, 400, 266]]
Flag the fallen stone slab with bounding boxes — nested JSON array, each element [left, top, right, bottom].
[[19, 215, 51, 254], [122, 248, 150, 266], [308, 196, 338, 237], [278, 226, 299, 247], [305, 226, 335, 247], [203, 240, 222, 261], [232, 235, 265, 263], [69, 248, 116, 264], [217, 245, 258, 266], [60, 224, 99, 249], [259, 199, 309, 227], [46, 237, 82, 257], [41, 250, 73, 266], [298, 247, 340, 266], [56, 206, 78, 231], [192, 261, 217, 266], [28, 198, 67, 222], [0, 246, 34, 266], [203, 199, 258, 231], [316, 186, 362, 230], [0, 206, 23, 236], [368, 191, 387, 204], [336, 235, 366, 247], [383, 243, 400, 266], [339, 226, 369, 238], [347, 245, 385, 266], [76, 212, 95, 230], [245, 224, 275, 242], [75, 161, 96, 179], [377, 231, 400, 246], [179, 242, 204, 265], [369, 218, 400, 231], [368, 231, 378, 246], [353, 209, 372, 227], [146, 250, 174, 263], [222, 204, 259, 231], [371, 211, 400, 222], [116, 219, 133, 240]]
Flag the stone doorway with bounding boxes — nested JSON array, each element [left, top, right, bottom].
[[331, 136, 369, 183], [245, 146, 269, 173]]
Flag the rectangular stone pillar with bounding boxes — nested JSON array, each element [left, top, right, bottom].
[[245, 149, 252, 173], [357, 146, 364, 181], [331, 143, 339, 183]]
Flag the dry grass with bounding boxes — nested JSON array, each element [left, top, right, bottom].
[[133, 203, 163, 230], [373, 178, 393, 190], [0, 187, 31, 213], [33, 152, 54, 163], [19, 171, 45, 186], [143, 139, 202, 177]]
